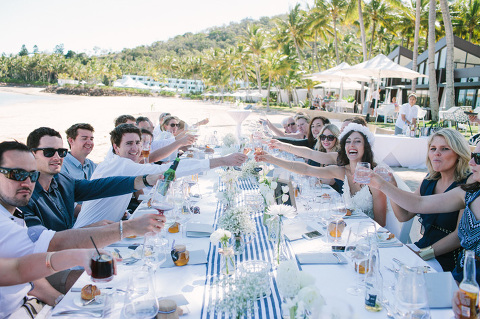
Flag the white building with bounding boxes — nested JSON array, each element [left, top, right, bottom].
[[124, 75, 204, 93]]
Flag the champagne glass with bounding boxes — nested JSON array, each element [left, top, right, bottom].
[[141, 139, 151, 164], [122, 269, 159, 319], [142, 232, 168, 274], [354, 162, 371, 184], [345, 221, 376, 295]]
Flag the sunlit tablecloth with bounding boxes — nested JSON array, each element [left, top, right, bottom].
[[373, 134, 428, 169]]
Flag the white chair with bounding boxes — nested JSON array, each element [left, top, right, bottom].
[[417, 108, 427, 125], [385, 173, 414, 243], [375, 104, 395, 123]]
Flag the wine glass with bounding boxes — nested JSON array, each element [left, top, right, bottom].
[[122, 269, 159, 319], [394, 265, 431, 318], [142, 232, 168, 274], [150, 180, 176, 231], [345, 221, 376, 295]]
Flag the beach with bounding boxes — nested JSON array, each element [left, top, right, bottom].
[[0, 86, 426, 189]]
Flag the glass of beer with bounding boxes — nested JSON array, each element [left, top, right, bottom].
[[91, 252, 114, 283], [142, 140, 150, 164]]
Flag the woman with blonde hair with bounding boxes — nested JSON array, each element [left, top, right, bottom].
[[386, 128, 471, 271]]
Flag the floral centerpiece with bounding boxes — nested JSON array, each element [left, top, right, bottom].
[[218, 205, 256, 255], [221, 133, 239, 155], [210, 229, 235, 275], [216, 168, 241, 208], [277, 260, 325, 318], [266, 204, 296, 265], [240, 158, 260, 181]]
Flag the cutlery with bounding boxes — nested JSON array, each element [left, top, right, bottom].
[[392, 258, 404, 267], [123, 257, 141, 265], [52, 310, 103, 317], [71, 287, 126, 293], [114, 248, 123, 259], [332, 253, 342, 263], [82, 296, 98, 306]]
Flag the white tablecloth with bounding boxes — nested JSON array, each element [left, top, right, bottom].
[[374, 134, 428, 169], [45, 169, 454, 319]]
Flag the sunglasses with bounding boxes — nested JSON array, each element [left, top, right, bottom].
[[287, 122, 296, 127], [472, 153, 480, 165], [320, 134, 336, 142], [0, 167, 39, 182], [169, 123, 180, 128], [31, 148, 68, 158]]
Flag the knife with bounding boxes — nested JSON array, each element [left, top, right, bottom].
[[52, 310, 103, 317]]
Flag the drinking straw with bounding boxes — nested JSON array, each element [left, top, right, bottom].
[[90, 236, 101, 256]]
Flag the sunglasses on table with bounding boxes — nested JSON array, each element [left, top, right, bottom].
[[472, 153, 480, 165], [0, 167, 40, 182], [287, 122, 296, 127], [319, 134, 336, 142], [31, 148, 68, 158], [169, 123, 180, 128]]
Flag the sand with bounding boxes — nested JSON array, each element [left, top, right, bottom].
[[0, 86, 426, 190]]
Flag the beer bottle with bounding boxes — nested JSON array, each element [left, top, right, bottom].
[[365, 245, 383, 312], [459, 250, 479, 319], [158, 157, 181, 196]]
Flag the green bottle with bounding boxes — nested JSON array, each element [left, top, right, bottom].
[[158, 157, 181, 195]]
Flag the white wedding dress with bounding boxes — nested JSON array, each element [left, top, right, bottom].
[[342, 174, 405, 239]]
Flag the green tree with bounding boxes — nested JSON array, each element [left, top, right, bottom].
[[19, 45, 28, 56]]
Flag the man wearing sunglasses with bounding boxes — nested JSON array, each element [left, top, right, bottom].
[[0, 141, 167, 317], [73, 124, 248, 228]]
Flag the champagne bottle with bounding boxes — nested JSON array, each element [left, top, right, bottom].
[[459, 250, 479, 319], [158, 157, 181, 196]]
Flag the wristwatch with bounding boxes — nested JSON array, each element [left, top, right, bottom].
[[142, 174, 153, 187]]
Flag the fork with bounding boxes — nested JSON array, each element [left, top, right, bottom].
[[332, 253, 342, 263]]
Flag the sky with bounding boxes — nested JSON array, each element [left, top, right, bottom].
[[0, 0, 311, 55]]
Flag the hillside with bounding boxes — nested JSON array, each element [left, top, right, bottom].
[[110, 15, 284, 60]]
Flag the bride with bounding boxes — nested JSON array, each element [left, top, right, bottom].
[[255, 123, 388, 227]]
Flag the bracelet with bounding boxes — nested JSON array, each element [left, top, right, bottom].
[[119, 220, 124, 240], [418, 245, 435, 260], [46, 252, 57, 272], [142, 174, 153, 187], [54, 294, 65, 307]]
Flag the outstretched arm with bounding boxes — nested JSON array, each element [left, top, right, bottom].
[[149, 134, 196, 162], [255, 152, 343, 180], [269, 140, 337, 165], [368, 171, 466, 214]]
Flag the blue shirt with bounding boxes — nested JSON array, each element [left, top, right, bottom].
[[21, 173, 136, 231], [61, 152, 97, 180]]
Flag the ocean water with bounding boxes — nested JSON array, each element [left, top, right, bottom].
[[0, 91, 59, 107]]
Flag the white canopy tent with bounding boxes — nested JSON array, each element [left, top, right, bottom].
[[315, 80, 362, 91], [340, 54, 427, 114]]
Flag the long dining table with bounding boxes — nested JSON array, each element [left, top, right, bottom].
[[40, 167, 455, 319]]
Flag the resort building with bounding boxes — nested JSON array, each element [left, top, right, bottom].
[[387, 36, 480, 110], [124, 75, 205, 93]]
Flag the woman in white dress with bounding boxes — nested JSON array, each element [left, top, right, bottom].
[[255, 123, 387, 227]]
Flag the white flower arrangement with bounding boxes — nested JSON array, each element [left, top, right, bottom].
[[218, 205, 256, 236], [222, 133, 237, 147], [266, 204, 297, 219], [217, 168, 241, 185], [240, 159, 260, 179], [210, 229, 232, 245], [277, 260, 325, 318]]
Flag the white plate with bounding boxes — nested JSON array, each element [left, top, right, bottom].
[[72, 292, 106, 309]]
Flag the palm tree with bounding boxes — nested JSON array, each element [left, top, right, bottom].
[[324, 0, 350, 64], [439, 0, 455, 108], [262, 51, 290, 110], [276, 4, 308, 67], [452, 0, 480, 42], [428, 0, 440, 120], [304, 0, 333, 71], [239, 24, 268, 93], [411, 0, 422, 92]]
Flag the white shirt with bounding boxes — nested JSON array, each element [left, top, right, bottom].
[[73, 155, 210, 228], [153, 131, 177, 162], [0, 205, 55, 318], [395, 103, 419, 129]]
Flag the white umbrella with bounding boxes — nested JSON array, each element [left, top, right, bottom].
[[341, 54, 426, 113], [315, 80, 362, 90], [306, 62, 371, 82]]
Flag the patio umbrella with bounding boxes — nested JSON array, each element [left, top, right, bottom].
[[315, 80, 362, 91], [341, 54, 427, 114]]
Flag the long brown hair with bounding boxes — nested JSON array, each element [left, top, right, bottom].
[[337, 129, 375, 168], [307, 116, 330, 147]]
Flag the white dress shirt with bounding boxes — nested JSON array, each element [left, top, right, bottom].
[[395, 103, 419, 130], [0, 205, 55, 318], [73, 155, 210, 228]]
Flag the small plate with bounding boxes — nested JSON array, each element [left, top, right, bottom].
[[73, 292, 106, 309]]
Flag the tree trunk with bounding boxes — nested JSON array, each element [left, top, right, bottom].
[[439, 0, 455, 108], [313, 31, 321, 72], [254, 59, 262, 93], [369, 20, 376, 59], [333, 18, 340, 65], [267, 76, 271, 112], [358, 0, 368, 61], [294, 39, 303, 66], [428, 0, 440, 121], [412, 0, 421, 93]]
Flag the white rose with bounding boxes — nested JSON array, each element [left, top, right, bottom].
[[297, 286, 324, 311], [282, 185, 289, 193], [271, 181, 278, 189], [282, 194, 289, 203]]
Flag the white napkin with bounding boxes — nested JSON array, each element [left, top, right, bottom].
[[283, 222, 315, 241], [296, 252, 347, 264], [185, 223, 214, 237], [425, 272, 459, 308]]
